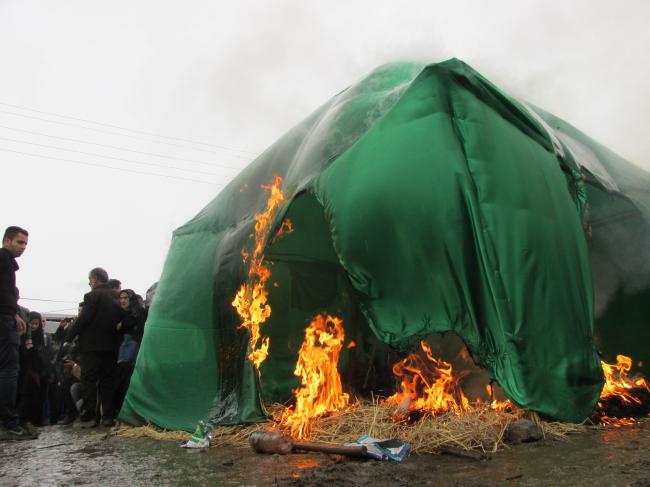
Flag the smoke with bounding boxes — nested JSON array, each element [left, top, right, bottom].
[[1, 0, 648, 308], [591, 198, 650, 317]]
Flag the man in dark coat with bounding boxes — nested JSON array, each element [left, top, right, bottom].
[[66, 267, 121, 427], [0, 226, 36, 440]]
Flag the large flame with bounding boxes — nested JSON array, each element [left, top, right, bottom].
[[386, 340, 471, 415], [386, 340, 511, 416], [231, 176, 289, 372], [598, 354, 650, 426], [280, 314, 350, 439]]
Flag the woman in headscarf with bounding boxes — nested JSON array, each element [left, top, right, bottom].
[[18, 312, 53, 426], [117, 290, 147, 344], [114, 289, 147, 416]]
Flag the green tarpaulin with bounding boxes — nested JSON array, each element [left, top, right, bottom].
[[120, 59, 650, 430]]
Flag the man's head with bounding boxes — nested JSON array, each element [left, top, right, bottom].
[[2, 226, 28, 258], [108, 279, 122, 292], [88, 267, 109, 289]]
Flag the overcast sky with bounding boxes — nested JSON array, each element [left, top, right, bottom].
[[1, 0, 648, 315]]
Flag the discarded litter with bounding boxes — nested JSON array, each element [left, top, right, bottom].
[[345, 435, 411, 461], [181, 420, 213, 449]]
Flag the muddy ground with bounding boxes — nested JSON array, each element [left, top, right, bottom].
[[1, 420, 649, 486]]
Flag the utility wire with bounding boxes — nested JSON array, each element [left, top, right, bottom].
[[0, 109, 256, 159], [0, 124, 246, 170], [21, 298, 78, 304], [0, 147, 231, 186], [0, 100, 260, 155], [41, 307, 78, 314], [0, 135, 237, 178]]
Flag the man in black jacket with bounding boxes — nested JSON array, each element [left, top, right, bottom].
[[0, 226, 35, 440], [66, 267, 121, 427]]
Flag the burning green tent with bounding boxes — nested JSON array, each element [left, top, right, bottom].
[[120, 59, 650, 431]]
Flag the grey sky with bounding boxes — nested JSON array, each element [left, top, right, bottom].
[[1, 0, 648, 313]]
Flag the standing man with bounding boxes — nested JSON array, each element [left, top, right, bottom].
[[66, 267, 121, 427], [0, 226, 36, 440], [107, 279, 121, 294]]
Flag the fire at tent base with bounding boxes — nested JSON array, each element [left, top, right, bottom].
[[115, 326, 650, 453], [114, 401, 586, 453], [115, 400, 650, 455], [114, 347, 650, 453]]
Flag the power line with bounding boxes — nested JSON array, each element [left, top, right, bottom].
[[0, 147, 231, 186], [0, 100, 260, 155], [0, 108, 256, 159], [21, 298, 78, 304], [0, 135, 237, 178], [41, 307, 78, 314], [0, 124, 246, 170]]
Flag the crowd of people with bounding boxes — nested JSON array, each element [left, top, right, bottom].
[[1, 226, 150, 440]]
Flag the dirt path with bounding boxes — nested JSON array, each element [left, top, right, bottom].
[[1, 420, 648, 486]]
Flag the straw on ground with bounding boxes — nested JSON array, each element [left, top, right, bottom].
[[114, 400, 585, 454]]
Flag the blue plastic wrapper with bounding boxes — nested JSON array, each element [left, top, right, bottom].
[[345, 435, 411, 461]]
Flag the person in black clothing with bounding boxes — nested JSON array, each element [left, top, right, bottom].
[[0, 226, 36, 440], [117, 289, 147, 344], [108, 279, 121, 294], [24, 312, 54, 425], [17, 327, 42, 426], [66, 267, 122, 427], [114, 289, 147, 415], [53, 316, 78, 424]]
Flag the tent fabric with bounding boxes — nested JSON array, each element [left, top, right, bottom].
[[534, 110, 650, 377], [120, 59, 649, 431]]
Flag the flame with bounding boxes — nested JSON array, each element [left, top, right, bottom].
[[347, 340, 356, 349], [231, 176, 290, 372], [386, 341, 511, 416], [599, 355, 647, 403], [598, 354, 650, 426], [271, 219, 294, 244], [599, 416, 637, 428], [280, 314, 350, 439], [481, 383, 512, 411], [386, 340, 471, 415]]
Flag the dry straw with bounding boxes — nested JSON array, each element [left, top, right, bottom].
[[114, 399, 584, 453]]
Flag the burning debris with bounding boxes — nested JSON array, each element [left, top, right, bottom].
[[595, 354, 650, 426], [231, 176, 290, 374], [279, 314, 350, 439], [273, 332, 521, 445], [387, 340, 472, 417], [386, 340, 512, 423]]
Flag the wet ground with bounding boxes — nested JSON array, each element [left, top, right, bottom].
[[1, 420, 649, 486]]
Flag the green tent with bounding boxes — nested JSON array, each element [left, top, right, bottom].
[[120, 59, 650, 431]]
